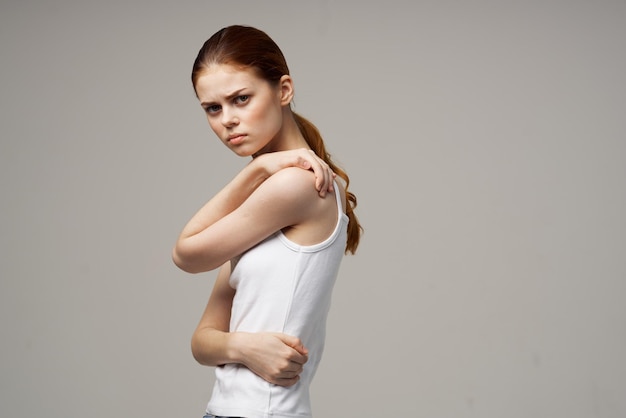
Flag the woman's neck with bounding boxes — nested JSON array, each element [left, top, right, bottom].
[[253, 111, 309, 157]]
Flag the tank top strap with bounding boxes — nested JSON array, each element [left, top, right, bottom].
[[332, 180, 344, 215]]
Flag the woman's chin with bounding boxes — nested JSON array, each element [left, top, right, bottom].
[[229, 146, 256, 158]]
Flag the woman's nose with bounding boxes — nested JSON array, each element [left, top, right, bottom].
[[221, 108, 239, 127]]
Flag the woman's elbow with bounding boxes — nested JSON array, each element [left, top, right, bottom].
[[172, 244, 203, 274], [190, 333, 204, 364], [190, 330, 218, 366], [172, 242, 223, 274]]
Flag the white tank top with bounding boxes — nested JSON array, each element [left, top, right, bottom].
[[206, 182, 349, 418]]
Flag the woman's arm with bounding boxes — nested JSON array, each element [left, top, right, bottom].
[[191, 261, 308, 387], [173, 149, 334, 273]]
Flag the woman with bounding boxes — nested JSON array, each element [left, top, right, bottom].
[[172, 25, 362, 418]]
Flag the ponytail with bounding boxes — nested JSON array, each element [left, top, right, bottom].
[[293, 112, 363, 254]]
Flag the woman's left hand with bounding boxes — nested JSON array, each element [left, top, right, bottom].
[[253, 149, 335, 197]]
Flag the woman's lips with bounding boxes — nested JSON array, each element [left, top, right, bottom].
[[228, 134, 246, 145]]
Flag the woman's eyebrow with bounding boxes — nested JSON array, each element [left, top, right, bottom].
[[224, 88, 248, 100], [200, 88, 248, 107]]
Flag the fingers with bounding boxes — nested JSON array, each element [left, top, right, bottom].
[[270, 149, 335, 197], [270, 359, 305, 387], [281, 334, 309, 356], [249, 333, 309, 387], [274, 374, 301, 387], [305, 149, 335, 197]]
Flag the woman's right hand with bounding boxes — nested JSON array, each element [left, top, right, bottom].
[[253, 149, 335, 197], [237, 332, 309, 387]]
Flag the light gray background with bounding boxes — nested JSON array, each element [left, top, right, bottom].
[[1, 1, 625, 417]]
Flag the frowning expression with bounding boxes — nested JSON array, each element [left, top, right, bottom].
[[195, 64, 286, 157]]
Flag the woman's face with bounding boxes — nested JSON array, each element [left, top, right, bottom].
[[194, 64, 286, 157]]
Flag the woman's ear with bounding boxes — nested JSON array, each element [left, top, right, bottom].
[[278, 75, 295, 106]]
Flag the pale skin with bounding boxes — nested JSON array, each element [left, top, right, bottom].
[[172, 64, 346, 387]]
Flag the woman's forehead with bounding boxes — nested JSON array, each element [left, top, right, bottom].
[[195, 65, 265, 100]]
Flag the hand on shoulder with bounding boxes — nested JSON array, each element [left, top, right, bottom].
[[254, 166, 324, 217], [252, 148, 335, 197]]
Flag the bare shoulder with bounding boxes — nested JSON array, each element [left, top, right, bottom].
[[266, 168, 343, 245], [270, 167, 347, 212], [262, 167, 319, 200], [270, 166, 316, 183]]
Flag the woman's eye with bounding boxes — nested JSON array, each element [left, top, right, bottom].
[[235, 95, 249, 104], [205, 104, 221, 114]]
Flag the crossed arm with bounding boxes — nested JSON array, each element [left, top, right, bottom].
[[172, 148, 335, 273], [191, 261, 309, 387], [173, 149, 335, 386]]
